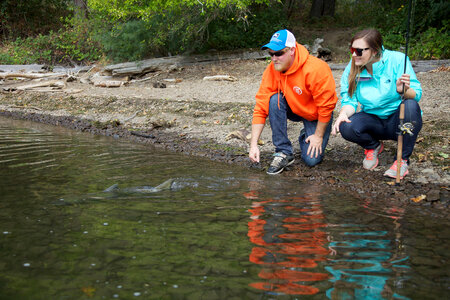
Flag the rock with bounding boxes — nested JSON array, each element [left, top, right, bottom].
[[153, 82, 166, 88], [426, 189, 440, 202], [416, 176, 429, 184]]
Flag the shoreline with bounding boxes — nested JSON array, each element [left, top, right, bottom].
[[0, 59, 448, 210], [0, 103, 447, 211]]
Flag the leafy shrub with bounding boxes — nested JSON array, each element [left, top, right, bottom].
[[409, 22, 450, 59], [382, 20, 449, 60], [0, 18, 102, 65], [206, 4, 289, 51], [97, 20, 153, 63]]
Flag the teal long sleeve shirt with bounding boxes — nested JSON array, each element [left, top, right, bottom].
[[340, 49, 422, 119]]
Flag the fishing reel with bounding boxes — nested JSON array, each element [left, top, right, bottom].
[[398, 122, 414, 136]]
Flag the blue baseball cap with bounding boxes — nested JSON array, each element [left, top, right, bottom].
[[261, 29, 296, 51]]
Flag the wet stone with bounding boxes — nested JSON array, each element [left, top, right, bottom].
[[426, 189, 440, 202]]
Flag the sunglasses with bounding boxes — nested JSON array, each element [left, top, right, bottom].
[[350, 47, 370, 56], [268, 49, 288, 57]]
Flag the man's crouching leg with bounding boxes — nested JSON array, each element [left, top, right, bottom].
[[299, 118, 333, 167]]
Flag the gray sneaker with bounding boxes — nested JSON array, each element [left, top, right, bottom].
[[363, 142, 384, 170], [267, 152, 295, 175], [384, 159, 409, 179]]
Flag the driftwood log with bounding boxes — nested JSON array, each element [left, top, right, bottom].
[[0, 72, 66, 80], [203, 75, 237, 82], [102, 50, 269, 77], [15, 80, 66, 91]]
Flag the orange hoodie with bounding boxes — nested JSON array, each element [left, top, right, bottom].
[[253, 43, 338, 124]]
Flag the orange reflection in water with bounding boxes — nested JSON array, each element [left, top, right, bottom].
[[247, 195, 330, 295]]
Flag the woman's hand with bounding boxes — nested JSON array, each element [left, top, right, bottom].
[[396, 73, 410, 94], [332, 113, 351, 135]]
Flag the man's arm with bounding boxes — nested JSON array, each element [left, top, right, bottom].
[[249, 124, 265, 163], [305, 121, 328, 158]]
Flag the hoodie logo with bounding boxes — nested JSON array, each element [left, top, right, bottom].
[[293, 86, 303, 95]]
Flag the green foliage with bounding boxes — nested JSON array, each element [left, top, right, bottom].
[[1, 0, 448, 64], [409, 22, 450, 59], [98, 20, 154, 63], [334, 0, 449, 59], [383, 21, 449, 60], [0, 18, 102, 65], [87, 0, 271, 21], [206, 3, 289, 50], [0, 0, 70, 39], [95, 1, 284, 61]]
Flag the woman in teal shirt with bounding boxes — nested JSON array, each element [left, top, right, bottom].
[[332, 29, 422, 179]]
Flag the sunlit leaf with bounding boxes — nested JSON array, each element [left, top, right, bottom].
[[438, 152, 448, 159], [82, 286, 96, 297], [411, 194, 426, 203]]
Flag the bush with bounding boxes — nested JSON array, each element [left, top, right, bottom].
[[382, 20, 449, 60], [97, 20, 153, 63], [0, 18, 103, 65], [409, 23, 450, 59], [206, 4, 289, 51]]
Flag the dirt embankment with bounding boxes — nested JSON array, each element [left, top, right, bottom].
[[0, 59, 449, 210]]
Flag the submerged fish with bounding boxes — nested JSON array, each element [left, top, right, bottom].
[[55, 179, 176, 206], [103, 178, 175, 194]]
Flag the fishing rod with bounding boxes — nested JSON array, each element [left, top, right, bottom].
[[396, 0, 415, 184]]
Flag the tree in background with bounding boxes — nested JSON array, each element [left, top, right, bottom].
[[0, 0, 70, 40], [0, 0, 448, 64], [310, 0, 336, 18]]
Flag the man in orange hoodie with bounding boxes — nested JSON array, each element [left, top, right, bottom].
[[249, 29, 338, 174]]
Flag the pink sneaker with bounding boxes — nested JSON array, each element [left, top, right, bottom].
[[363, 142, 384, 170], [384, 160, 409, 179]]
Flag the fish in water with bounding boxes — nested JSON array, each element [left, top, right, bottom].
[[55, 178, 176, 206], [103, 178, 175, 194]]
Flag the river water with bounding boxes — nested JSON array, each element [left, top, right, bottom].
[[0, 116, 448, 299]]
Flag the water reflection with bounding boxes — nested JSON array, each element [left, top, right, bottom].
[[245, 181, 414, 299], [245, 184, 330, 295], [0, 117, 448, 299]]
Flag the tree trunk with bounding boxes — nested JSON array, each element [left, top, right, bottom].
[[73, 0, 87, 19], [309, 0, 335, 18]]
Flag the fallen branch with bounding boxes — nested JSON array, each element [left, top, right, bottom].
[[93, 81, 124, 88], [203, 75, 237, 82], [129, 73, 159, 84], [15, 80, 66, 91], [0, 72, 66, 80], [8, 105, 42, 111]]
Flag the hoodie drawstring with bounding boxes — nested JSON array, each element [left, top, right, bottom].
[[277, 76, 288, 110]]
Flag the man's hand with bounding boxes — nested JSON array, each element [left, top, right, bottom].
[[305, 134, 323, 158], [249, 123, 264, 163], [249, 145, 260, 163]]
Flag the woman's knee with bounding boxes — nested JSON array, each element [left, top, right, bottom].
[[404, 99, 421, 117], [339, 121, 357, 141]]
